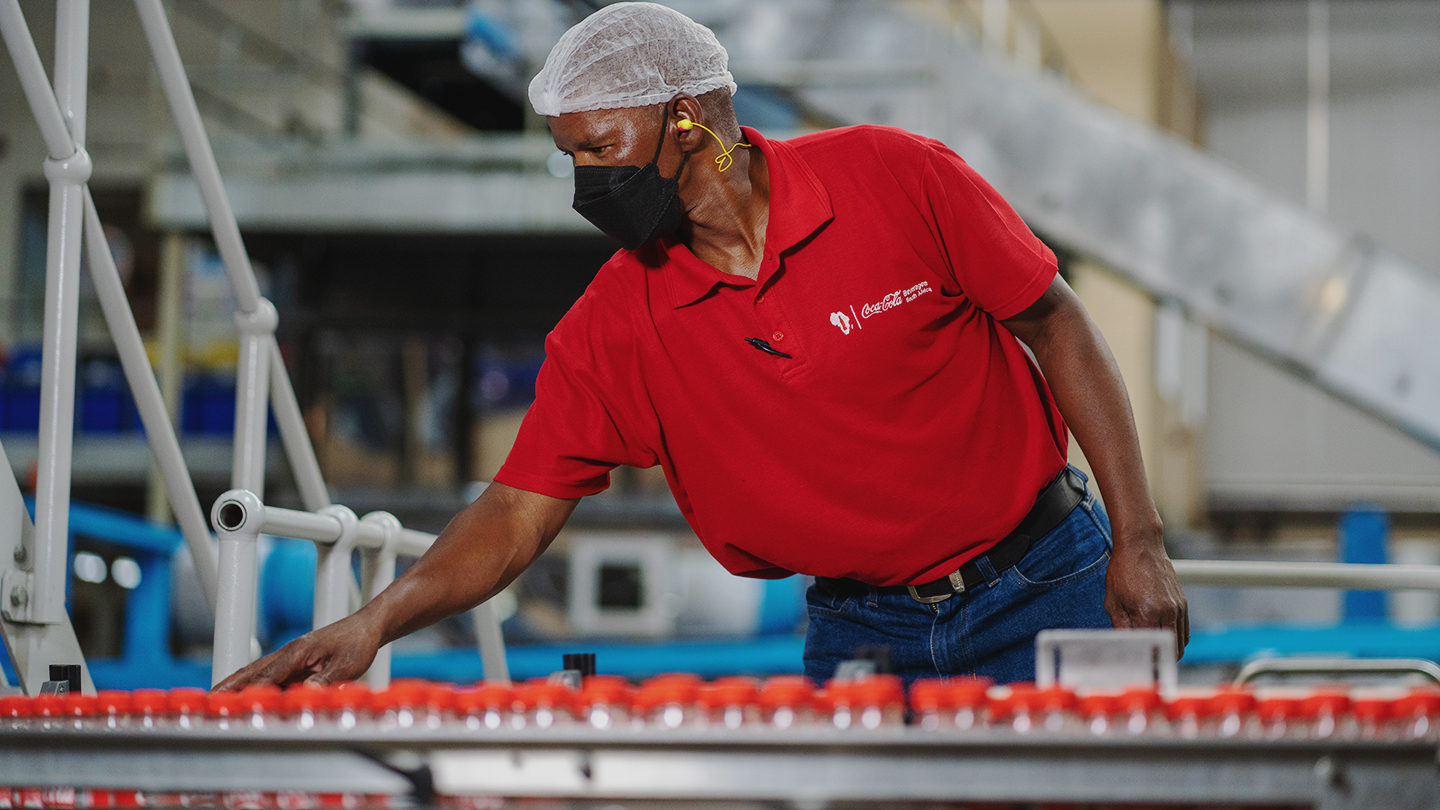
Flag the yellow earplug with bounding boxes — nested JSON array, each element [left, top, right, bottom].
[[676, 117, 751, 172]]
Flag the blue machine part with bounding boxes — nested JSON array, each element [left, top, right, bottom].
[[259, 539, 317, 649], [1341, 505, 1390, 623]]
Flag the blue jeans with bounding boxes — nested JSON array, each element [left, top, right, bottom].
[[803, 466, 1114, 686]]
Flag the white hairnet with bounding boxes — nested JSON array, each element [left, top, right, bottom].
[[528, 2, 737, 117]]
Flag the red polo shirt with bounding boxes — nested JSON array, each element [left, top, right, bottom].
[[494, 125, 1068, 586]]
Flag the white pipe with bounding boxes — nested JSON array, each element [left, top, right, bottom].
[[29, 0, 90, 624], [1306, 0, 1330, 216], [0, 1, 74, 160], [1173, 560, 1440, 591], [231, 302, 277, 497], [132, 0, 262, 314], [313, 505, 360, 630], [210, 490, 263, 685], [268, 338, 331, 512], [212, 491, 435, 558], [360, 511, 403, 690], [84, 192, 219, 612], [472, 602, 511, 684]]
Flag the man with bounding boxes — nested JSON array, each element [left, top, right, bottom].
[[219, 3, 1186, 691]]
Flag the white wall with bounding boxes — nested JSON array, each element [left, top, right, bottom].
[[1190, 0, 1440, 511]]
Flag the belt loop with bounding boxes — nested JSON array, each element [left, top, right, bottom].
[[975, 555, 1001, 587]]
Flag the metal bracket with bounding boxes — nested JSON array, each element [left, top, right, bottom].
[[1, 568, 35, 624]]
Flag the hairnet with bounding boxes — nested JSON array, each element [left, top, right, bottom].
[[528, 2, 737, 117]]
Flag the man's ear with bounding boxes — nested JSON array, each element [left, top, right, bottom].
[[669, 94, 705, 150]]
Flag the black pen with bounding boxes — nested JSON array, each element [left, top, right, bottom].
[[744, 337, 793, 358]]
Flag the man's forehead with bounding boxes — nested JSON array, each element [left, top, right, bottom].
[[549, 105, 661, 146]]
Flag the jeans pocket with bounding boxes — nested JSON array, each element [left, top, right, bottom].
[[805, 582, 852, 615], [1007, 505, 1111, 590]]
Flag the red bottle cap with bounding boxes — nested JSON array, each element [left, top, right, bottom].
[[206, 690, 245, 718], [31, 693, 63, 718], [697, 677, 759, 711], [327, 683, 372, 712], [1394, 689, 1440, 718], [1165, 693, 1214, 720], [455, 683, 516, 714], [1300, 691, 1351, 718], [1077, 693, 1119, 718], [167, 688, 207, 714], [0, 694, 32, 718], [95, 690, 132, 715], [908, 679, 953, 713], [1256, 695, 1303, 721], [633, 679, 698, 714], [949, 677, 994, 708], [1036, 686, 1078, 713], [281, 685, 326, 714], [1117, 687, 1162, 714], [63, 692, 98, 717], [513, 681, 574, 713], [131, 689, 169, 714], [1208, 689, 1257, 716], [829, 675, 904, 709], [758, 675, 814, 711], [1350, 696, 1395, 723], [239, 684, 283, 713]]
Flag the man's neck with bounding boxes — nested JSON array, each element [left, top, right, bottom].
[[679, 141, 770, 280]]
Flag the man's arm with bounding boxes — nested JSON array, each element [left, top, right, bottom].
[[215, 482, 578, 690], [1001, 274, 1189, 656]]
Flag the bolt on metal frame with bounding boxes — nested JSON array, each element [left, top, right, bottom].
[[0, 0, 508, 691]]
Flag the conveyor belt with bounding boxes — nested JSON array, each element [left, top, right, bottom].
[[2, 725, 1437, 809]]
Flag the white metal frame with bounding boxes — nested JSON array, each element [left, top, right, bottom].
[[3, 0, 1440, 696], [0, 0, 507, 692]]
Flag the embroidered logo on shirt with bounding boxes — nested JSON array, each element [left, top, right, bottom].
[[860, 281, 934, 319], [829, 311, 852, 335]]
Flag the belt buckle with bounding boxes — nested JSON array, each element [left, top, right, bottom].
[[906, 570, 966, 605]]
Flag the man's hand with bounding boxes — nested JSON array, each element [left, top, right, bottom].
[[214, 611, 383, 691], [1105, 524, 1189, 658]]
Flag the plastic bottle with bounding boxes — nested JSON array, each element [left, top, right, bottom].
[[325, 683, 372, 732], [373, 681, 426, 731], [1077, 693, 1119, 737], [95, 691, 133, 732], [1349, 693, 1396, 741], [61, 692, 97, 732], [455, 682, 515, 732], [1116, 687, 1166, 736], [1393, 689, 1440, 741], [418, 683, 456, 731], [238, 685, 283, 731], [1300, 690, 1353, 740], [32, 693, 65, 730], [758, 675, 815, 730], [0, 694, 31, 731], [1035, 686, 1080, 734], [988, 683, 1044, 733], [512, 680, 574, 729], [168, 688, 207, 732], [283, 686, 325, 732], [909, 679, 953, 731], [829, 676, 904, 730], [206, 690, 245, 732], [1164, 691, 1214, 739], [574, 676, 632, 731], [130, 689, 169, 731], [633, 676, 699, 730], [1208, 689, 1257, 739], [1255, 694, 1304, 740], [697, 677, 759, 730]]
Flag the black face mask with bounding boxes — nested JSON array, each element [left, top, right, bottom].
[[572, 109, 690, 250]]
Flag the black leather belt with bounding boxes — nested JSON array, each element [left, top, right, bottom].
[[818, 466, 1088, 605]]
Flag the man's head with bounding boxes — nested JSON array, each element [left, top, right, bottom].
[[530, 3, 745, 249]]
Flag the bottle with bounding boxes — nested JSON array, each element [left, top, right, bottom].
[[988, 683, 1042, 733], [168, 688, 207, 732], [0, 694, 31, 731], [238, 685, 283, 731], [574, 676, 632, 731], [1255, 694, 1304, 740], [206, 690, 245, 732], [909, 679, 953, 731], [130, 689, 169, 731], [1393, 688, 1440, 741], [283, 686, 325, 732], [633, 676, 699, 730], [829, 676, 904, 730], [949, 678, 993, 731], [372, 681, 426, 731], [1349, 692, 1396, 741], [512, 680, 574, 729], [95, 691, 133, 732], [1077, 693, 1119, 737], [697, 677, 759, 730], [1300, 690, 1352, 740], [32, 693, 64, 730], [455, 682, 515, 732], [1208, 689, 1257, 739], [325, 683, 372, 732], [1164, 691, 1214, 739], [758, 675, 815, 730], [1035, 686, 1080, 734], [418, 683, 456, 731], [1116, 687, 1166, 736], [61, 692, 97, 732]]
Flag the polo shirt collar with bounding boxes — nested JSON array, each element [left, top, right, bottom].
[[663, 126, 834, 309]]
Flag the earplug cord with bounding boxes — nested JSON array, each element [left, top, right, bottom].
[[678, 118, 752, 172]]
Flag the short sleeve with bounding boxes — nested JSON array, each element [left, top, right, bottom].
[[492, 285, 659, 499], [919, 140, 1057, 320]]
